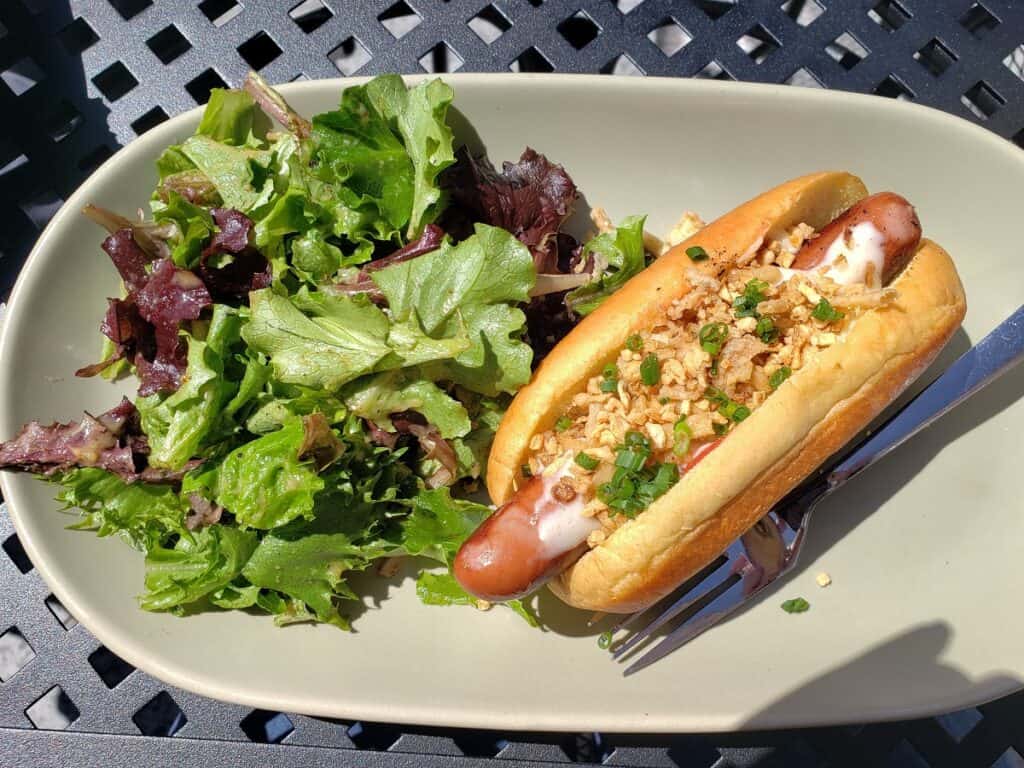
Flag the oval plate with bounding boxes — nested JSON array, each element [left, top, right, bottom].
[[2, 75, 1023, 732]]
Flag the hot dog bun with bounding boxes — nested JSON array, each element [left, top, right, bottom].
[[486, 172, 966, 612]]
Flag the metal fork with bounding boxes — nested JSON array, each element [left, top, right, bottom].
[[607, 304, 1024, 675]]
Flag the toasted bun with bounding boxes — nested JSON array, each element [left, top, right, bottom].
[[487, 172, 966, 613]]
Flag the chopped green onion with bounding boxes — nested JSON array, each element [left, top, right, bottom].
[[811, 298, 845, 323], [625, 333, 644, 351], [624, 431, 650, 450], [555, 415, 572, 432], [575, 452, 599, 471], [521, 464, 532, 478], [658, 396, 670, 405], [710, 358, 719, 376], [651, 461, 679, 489], [781, 597, 810, 614], [755, 315, 778, 344], [704, 387, 750, 423], [600, 363, 620, 392], [640, 353, 661, 386], [720, 402, 741, 420], [673, 418, 692, 457], [704, 386, 729, 408], [733, 278, 770, 319], [769, 366, 792, 389], [597, 631, 613, 650], [699, 322, 729, 356], [685, 245, 708, 261], [597, 433, 679, 519], [615, 448, 647, 472], [713, 422, 729, 436]]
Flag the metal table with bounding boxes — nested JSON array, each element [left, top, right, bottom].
[[1, 1, 1023, 765]]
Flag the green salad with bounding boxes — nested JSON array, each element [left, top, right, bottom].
[[0, 74, 651, 629]]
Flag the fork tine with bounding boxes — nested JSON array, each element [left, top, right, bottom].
[[611, 547, 738, 659], [623, 571, 748, 676], [621, 515, 808, 675], [612, 504, 809, 672], [607, 553, 729, 637]]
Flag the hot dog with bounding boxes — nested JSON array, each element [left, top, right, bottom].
[[456, 172, 966, 612], [789, 192, 921, 286]]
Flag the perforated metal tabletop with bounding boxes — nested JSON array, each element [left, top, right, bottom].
[[2, 1, 1024, 766]]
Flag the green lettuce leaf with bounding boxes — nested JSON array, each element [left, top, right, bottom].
[[209, 582, 261, 610], [398, 487, 489, 565], [198, 416, 333, 530], [234, 454, 476, 629], [243, 288, 470, 391], [290, 230, 344, 281], [244, 384, 346, 435], [180, 135, 274, 213], [308, 75, 455, 247], [566, 214, 648, 316], [56, 468, 189, 551], [137, 305, 244, 471], [140, 524, 258, 612], [251, 187, 357, 282], [179, 411, 415, 628], [155, 145, 196, 182], [208, 582, 320, 626], [451, 395, 506, 479], [362, 75, 455, 238], [343, 371, 470, 439], [416, 572, 539, 627], [401, 489, 538, 626], [151, 190, 214, 269], [97, 335, 130, 380], [310, 90, 414, 243], [241, 530, 390, 630], [254, 591, 320, 626], [178, 127, 297, 217], [372, 223, 535, 395], [195, 88, 259, 146], [225, 350, 271, 419]]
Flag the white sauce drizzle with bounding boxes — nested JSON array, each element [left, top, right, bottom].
[[818, 222, 885, 288], [771, 222, 885, 289], [534, 459, 599, 558]]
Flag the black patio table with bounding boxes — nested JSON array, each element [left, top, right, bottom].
[[1, 1, 1023, 766]]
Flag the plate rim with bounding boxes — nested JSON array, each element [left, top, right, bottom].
[[2, 73, 1023, 732]]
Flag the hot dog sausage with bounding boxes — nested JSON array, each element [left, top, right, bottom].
[[791, 192, 921, 286], [453, 462, 598, 602]]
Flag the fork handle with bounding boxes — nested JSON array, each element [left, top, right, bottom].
[[828, 305, 1024, 489]]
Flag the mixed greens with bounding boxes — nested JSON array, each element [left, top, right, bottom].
[[0, 74, 651, 630]]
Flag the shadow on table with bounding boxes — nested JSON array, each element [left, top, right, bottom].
[[738, 622, 1023, 730], [537, 323, 1024, 642], [0, 2, 119, 295]]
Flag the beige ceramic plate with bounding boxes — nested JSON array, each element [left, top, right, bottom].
[[3, 75, 1023, 732]]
